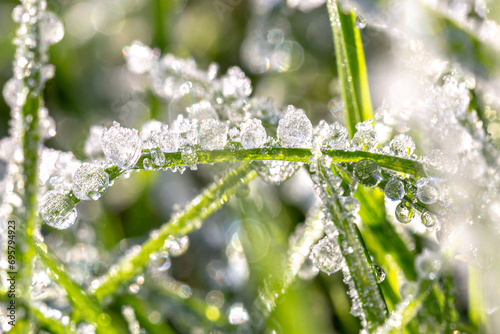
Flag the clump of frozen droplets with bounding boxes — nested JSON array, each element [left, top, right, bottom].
[[277, 106, 313, 148], [240, 118, 267, 149], [384, 178, 405, 201], [72, 163, 109, 201], [309, 236, 343, 275], [390, 134, 415, 158], [39, 190, 78, 229], [351, 120, 377, 151], [199, 119, 228, 150], [101, 121, 142, 169]]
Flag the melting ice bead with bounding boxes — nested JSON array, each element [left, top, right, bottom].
[[199, 119, 228, 150], [351, 120, 377, 151], [309, 236, 343, 275], [415, 250, 441, 280], [277, 106, 313, 148], [416, 179, 440, 204], [101, 122, 142, 169], [372, 264, 385, 283], [384, 178, 405, 201], [395, 200, 415, 224], [3, 78, 27, 109], [326, 122, 349, 149], [39, 191, 77, 229], [164, 235, 189, 257], [390, 134, 415, 158], [421, 211, 438, 228], [40, 12, 65, 46], [354, 159, 382, 187], [240, 118, 267, 149], [123, 41, 157, 74], [72, 163, 109, 201]]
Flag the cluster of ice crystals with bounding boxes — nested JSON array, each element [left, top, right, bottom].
[[240, 118, 267, 149], [39, 190, 77, 229], [101, 121, 142, 169], [416, 178, 440, 205], [228, 303, 249, 325], [72, 163, 109, 201], [186, 101, 218, 120], [277, 106, 313, 148], [40, 12, 64, 47], [309, 236, 343, 275], [351, 120, 377, 151], [384, 178, 405, 201], [220, 67, 252, 98], [156, 126, 180, 153], [123, 41, 158, 74], [199, 119, 228, 150], [415, 250, 441, 280], [325, 122, 349, 149], [181, 146, 198, 169], [395, 201, 415, 224], [354, 159, 382, 187], [390, 134, 415, 158]]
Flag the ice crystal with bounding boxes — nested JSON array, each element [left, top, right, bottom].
[[277, 106, 313, 148], [395, 201, 415, 224], [240, 118, 267, 149], [39, 190, 78, 230], [389, 134, 415, 158], [384, 178, 405, 201], [72, 163, 109, 201], [326, 122, 349, 149], [351, 120, 377, 151], [157, 126, 180, 153], [309, 236, 343, 275], [186, 101, 218, 120], [199, 119, 228, 150], [354, 159, 382, 187], [101, 121, 142, 169]]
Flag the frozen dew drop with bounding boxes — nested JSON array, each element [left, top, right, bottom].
[[143, 158, 153, 170], [351, 120, 377, 151], [123, 41, 157, 74], [101, 121, 142, 169], [228, 303, 249, 325], [164, 235, 189, 257], [372, 264, 386, 283], [395, 200, 415, 224], [326, 122, 349, 149], [199, 119, 228, 151], [415, 250, 441, 280], [354, 159, 382, 187], [181, 146, 198, 169], [341, 197, 360, 214], [277, 105, 313, 148], [384, 178, 405, 201], [3, 78, 28, 109], [390, 134, 415, 158], [421, 211, 438, 228], [39, 190, 78, 230], [257, 161, 299, 184], [157, 127, 180, 153], [72, 163, 109, 201], [309, 236, 343, 275], [416, 179, 440, 204], [240, 118, 267, 149], [40, 12, 65, 46]]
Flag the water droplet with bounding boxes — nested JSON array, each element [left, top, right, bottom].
[[72, 163, 109, 201], [351, 120, 377, 151], [354, 159, 382, 187], [395, 200, 415, 224], [228, 303, 249, 325], [277, 105, 313, 148], [326, 122, 349, 149], [390, 134, 415, 158], [39, 190, 78, 229], [372, 264, 385, 283], [355, 15, 367, 29], [40, 12, 65, 46], [415, 250, 441, 280], [101, 121, 142, 169], [416, 179, 440, 204], [421, 211, 438, 228], [341, 197, 360, 214], [309, 236, 343, 275], [199, 119, 228, 151], [240, 118, 267, 149], [297, 257, 320, 280], [3, 78, 28, 109], [384, 178, 405, 201], [165, 235, 189, 257]]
